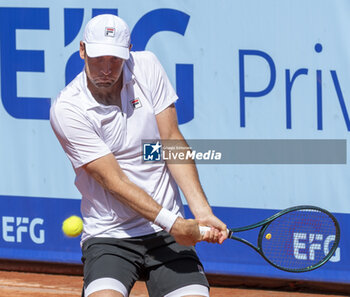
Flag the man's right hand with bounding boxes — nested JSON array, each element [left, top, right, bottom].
[[170, 217, 201, 246]]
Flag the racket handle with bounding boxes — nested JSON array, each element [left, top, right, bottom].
[[199, 226, 211, 236], [199, 226, 231, 237]]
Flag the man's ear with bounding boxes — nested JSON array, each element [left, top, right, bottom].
[[79, 41, 85, 60]]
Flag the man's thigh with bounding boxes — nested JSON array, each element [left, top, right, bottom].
[[82, 239, 142, 297], [144, 234, 209, 297], [146, 258, 209, 297]]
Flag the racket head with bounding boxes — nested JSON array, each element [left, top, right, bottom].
[[257, 205, 340, 272]]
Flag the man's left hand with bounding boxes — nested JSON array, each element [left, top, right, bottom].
[[197, 214, 228, 244]]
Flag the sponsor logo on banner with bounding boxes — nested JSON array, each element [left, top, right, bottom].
[[293, 232, 340, 262], [0, 7, 193, 124], [1, 216, 45, 244]]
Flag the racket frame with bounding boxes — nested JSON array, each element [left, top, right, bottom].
[[227, 205, 340, 272]]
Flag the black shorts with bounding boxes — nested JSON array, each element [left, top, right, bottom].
[[81, 231, 209, 297]]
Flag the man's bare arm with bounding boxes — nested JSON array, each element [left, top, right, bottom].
[[83, 153, 201, 246], [156, 104, 227, 243]]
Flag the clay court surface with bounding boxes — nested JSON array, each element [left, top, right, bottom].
[[0, 270, 344, 297]]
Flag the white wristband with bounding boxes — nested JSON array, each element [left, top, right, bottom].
[[154, 208, 179, 232]]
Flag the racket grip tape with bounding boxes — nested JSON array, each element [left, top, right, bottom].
[[199, 226, 231, 237]]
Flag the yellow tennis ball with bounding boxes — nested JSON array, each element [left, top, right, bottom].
[[265, 233, 272, 240], [62, 215, 83, 237]]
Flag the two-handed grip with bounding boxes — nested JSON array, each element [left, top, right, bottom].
[[199, 226, 211, 236], [199, 226, 230, 237]]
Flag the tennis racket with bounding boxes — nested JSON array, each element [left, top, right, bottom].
[[199, 205, 340, 272]]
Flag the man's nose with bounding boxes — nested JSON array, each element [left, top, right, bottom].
[[100, 61, 111, 75]]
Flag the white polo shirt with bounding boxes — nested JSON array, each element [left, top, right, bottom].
[[50, 51, 184, 242]]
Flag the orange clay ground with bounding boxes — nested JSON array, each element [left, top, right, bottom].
[[0, 271, 344, 297]]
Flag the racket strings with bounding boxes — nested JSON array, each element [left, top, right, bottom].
[[260, 209, 338, 271]]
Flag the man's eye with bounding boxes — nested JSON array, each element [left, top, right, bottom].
[[89, 57, 102, 63]]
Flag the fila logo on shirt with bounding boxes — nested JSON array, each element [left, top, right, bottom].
[[130, 97, 142, 109], [105, 27, 115, 37]]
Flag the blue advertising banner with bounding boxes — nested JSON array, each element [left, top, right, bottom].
[[0, 195, 81, 263], [0, 0, 349, 284]]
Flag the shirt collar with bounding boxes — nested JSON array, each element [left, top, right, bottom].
[[123, 57, 135, 85]]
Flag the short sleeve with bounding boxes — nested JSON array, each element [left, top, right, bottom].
[[50, 102, 111, 169], [146, 52, 178, 114]]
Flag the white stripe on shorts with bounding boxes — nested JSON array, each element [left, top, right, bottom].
[[164, 284, 209, 297], [84, 277, 128, 297]]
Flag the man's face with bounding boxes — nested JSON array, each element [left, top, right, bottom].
[[80, 42, 124, 89]]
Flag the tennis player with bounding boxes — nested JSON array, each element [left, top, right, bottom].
[[50, 14, 227, 297]]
